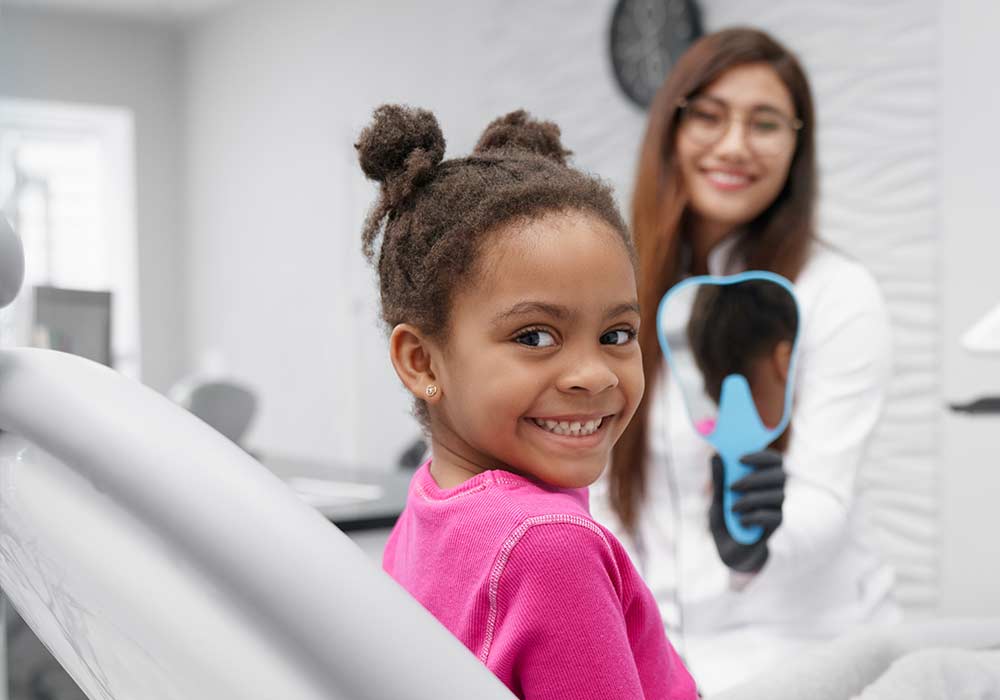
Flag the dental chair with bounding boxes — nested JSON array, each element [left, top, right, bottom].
[[0, 216, 515, 700]]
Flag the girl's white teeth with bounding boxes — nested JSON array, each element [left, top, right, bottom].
[[532, 417, 604, 437]]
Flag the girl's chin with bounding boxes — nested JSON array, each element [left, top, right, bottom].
[[532, 463, 604, 490]]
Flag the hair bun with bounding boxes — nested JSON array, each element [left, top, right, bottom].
[[356, 104, 445, 190], [473, 110, 571, 165]]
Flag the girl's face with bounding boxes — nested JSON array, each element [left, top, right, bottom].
[[676, 62, 798, 231], [428, 210, 644, 489]]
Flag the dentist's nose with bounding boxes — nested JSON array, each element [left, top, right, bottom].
[[714, 118, 752, 161]]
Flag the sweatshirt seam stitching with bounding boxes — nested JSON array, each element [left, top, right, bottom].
[[415, 480, 489, 503], [478, 515, 614, 664]]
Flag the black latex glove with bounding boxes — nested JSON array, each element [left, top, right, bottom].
[[709, 449, 786, 573]]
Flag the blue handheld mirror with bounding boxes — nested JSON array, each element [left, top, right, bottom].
[[656, 271, 801, 545]]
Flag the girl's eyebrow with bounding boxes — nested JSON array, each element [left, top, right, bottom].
[[607, 301, 641, 318], [492, 301, 570, 326], [491, 300, 640, 326]]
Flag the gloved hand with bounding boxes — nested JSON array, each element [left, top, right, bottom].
[[709, 449, 785, 573]]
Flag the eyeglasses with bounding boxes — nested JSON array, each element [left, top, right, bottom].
[[677, 96, 803, 156]]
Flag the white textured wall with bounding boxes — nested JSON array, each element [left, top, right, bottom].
[[698, 1, 942, 611], [458, 0, 946, 609], [0, 7, 185, 393], [938, 0, 1000, 616]]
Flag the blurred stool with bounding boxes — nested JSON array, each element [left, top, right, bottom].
[[176, 380, 257, 451]]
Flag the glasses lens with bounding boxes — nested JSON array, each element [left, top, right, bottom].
[[747, 111, 796, 156], [681, 99, 799, 155], [681, 99, 726, 146]]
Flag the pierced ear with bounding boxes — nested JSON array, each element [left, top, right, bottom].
[[389, 323, 443, 403]]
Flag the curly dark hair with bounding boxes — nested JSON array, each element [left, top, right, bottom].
[[356, 105, 633, 341]]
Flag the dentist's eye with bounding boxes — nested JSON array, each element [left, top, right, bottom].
[[515, 329, 557, 348], [750, 116, 781, 133], [600, 329, 636, 346]]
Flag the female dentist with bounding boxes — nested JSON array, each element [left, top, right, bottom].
[[592, 28, 899, 692]]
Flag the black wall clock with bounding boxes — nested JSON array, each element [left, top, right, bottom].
[[609, 0, 704, 109]]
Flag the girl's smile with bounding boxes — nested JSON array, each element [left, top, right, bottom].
[[524, 413, 616, 451], [527, 414, 611, 437]]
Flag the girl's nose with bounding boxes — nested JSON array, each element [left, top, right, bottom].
[[556, 353, 619, 395]]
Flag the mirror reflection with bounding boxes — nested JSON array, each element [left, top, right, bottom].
[[658, 273, 799, 450]]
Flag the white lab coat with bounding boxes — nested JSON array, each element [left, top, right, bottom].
[[591, 236, 899, 693]]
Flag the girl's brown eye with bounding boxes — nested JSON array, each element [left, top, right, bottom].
[[600, 329, 636, 346], [515, 329, 556, 348]]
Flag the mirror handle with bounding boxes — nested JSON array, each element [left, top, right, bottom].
[[710, 374, 773, 545]]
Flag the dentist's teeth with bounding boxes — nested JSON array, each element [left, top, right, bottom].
[[708, 171, 750, 186], [532, 417, 604, 437]]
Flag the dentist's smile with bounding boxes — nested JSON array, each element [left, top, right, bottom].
[[701, 167, 757, 192]]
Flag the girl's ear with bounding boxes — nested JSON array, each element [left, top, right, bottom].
[[389, 323, 444, 404], [773, 339, 793, 383]]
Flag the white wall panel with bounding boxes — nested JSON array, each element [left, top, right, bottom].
[[938, 0, 1000, 617], [703, 0, 942, 610], [474, 0, 942, 609]]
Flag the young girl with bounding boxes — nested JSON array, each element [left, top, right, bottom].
[[356, 104, 697, 700]]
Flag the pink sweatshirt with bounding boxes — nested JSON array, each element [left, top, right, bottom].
[[383, 462, 698, 700]]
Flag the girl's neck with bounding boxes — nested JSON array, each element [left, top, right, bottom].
[[427, 434, 492, 490], [687, 214, 737, 275]]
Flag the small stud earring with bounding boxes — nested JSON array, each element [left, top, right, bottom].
[[425, 385, 439, 398]]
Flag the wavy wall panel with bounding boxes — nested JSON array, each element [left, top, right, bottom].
[[484, 0, 941, 610], [705, 0, 940, 611]]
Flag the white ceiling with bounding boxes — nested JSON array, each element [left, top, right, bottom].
[[4, 0, 242, 22]]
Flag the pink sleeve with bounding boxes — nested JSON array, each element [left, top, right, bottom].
[[482, 520, 648, 700]]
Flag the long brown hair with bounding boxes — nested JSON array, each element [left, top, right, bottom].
[[609, 27, 818, 531]]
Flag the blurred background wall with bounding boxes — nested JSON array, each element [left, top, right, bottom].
[[0, 6, 183, 391]]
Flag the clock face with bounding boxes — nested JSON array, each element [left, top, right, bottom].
[[609, 0, 703, 109]]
